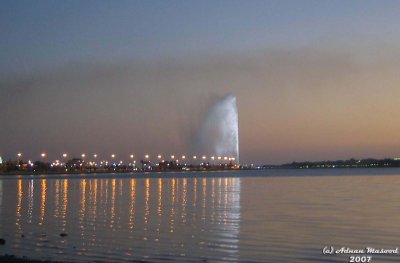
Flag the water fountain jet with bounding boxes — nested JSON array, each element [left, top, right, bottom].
[[195, 94, 239, 163]]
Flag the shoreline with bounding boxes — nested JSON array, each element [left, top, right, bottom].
[[2, 157, 400, 176], [0, 255, 152, 263], [1, 166, 400, 178], [0, 167, 243, 177], [0, 255, 70, 263]]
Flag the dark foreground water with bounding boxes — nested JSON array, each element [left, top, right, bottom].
[[1, 169, 400, 262]]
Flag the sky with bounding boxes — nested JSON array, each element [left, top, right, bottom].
[[1, 0, 400, 164]]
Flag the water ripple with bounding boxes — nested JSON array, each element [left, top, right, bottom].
[[0, 171, 400, 262]]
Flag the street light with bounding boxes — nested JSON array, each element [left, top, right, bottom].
[[16, 152, 22, 168], [94, 154, 98, 158], [41, 153, 46, 158], [62, 153, 68, 158], [111, 154, 116, 159]]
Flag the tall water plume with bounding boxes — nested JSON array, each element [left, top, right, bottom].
[[195, 94, 239, 163]]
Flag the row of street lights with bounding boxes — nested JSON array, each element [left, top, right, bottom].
[[13, 152, 237, 163]]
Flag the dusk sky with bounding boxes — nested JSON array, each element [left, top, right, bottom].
[[1, 0, 400, 164]]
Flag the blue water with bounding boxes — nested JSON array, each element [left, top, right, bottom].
[[0, 169, 400, 262]]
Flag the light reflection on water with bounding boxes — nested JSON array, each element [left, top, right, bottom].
[[0, 170, 400, 262], [0, 175, 241, 262]]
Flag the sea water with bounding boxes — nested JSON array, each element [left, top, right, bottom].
[[0, 169, 400, 262]]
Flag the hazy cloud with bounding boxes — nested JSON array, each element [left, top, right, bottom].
[[1, 42, 400, 163]]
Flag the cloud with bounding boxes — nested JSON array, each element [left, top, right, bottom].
[[1, 42, 400, 163]]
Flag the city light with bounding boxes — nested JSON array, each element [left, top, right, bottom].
[[1, 150, 242, 174], [6, 147, 400, 173]]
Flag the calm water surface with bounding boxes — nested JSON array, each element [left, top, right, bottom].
[[0, 169, 400, 262]]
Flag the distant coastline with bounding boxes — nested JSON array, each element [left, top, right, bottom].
[[1, 157, 400, 176], [265, 157, 400, 169]]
